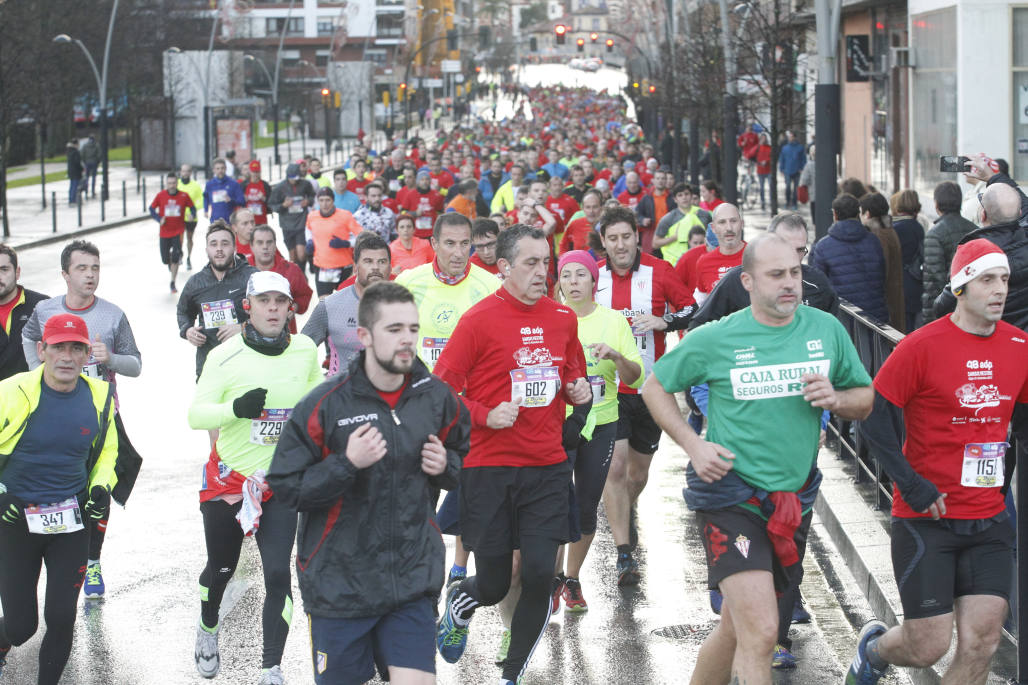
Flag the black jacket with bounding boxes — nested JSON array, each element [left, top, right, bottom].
[[0, 287, 47, 381], [267, 352, 470, 618], [688, 264, 837, 330], [176, 255, 257, 376]]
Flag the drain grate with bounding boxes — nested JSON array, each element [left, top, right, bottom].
[[651, 622, 716, 643]]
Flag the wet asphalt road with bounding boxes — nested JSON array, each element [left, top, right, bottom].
[[0, 220, 909, 684]]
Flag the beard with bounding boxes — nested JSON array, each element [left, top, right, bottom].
[[0, 280, 17, 302], [375, 349, 413, 375]]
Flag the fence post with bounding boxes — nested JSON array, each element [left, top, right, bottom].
[[141, 178, 146, 216], [122, 180, 127, 217], [100, 193, 105, 224], [51, 192, 57, 233], [136, 167, 141, 193], [78, 196, 83, 227]]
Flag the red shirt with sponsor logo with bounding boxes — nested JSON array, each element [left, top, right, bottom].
[[695, 246, 746, 297], [398, 189, 445, 239], [597, 251, 695, 393], [434, 289, 587, 468], [243, 181, 271, 224], [617, 188, 646, 210], [874, 316, 1028, 519], [545, 194, 580, 224], [559, 217, 595, 255], [150, 189, 195, 238]]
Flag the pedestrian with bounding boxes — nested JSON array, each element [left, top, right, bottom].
[[756, 133, 773, 211], [798, 143, 815, 218], [0, 246, 48, 381], [269, 280, 469, 685], [779, 131, 807, 210], [66, 140, 83, 206], [149, 171, 195, 293], [921, 181, 978, 323], [80, 135, 100, 198], [642, 233, 873, 685], [859, 193, 906, 331], [0, 313, 120, 685], [889, 189, 926, 332], [269, 163, 317, 266], [847, 239, 1027, 685]]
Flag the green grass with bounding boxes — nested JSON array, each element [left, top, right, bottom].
[[7, 170, 70, 189], [9, 145, 132, 174]]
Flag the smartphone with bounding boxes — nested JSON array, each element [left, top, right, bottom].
[[940, 155, 970, 173]]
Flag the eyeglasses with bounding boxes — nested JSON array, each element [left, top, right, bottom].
[[977, 191, 984, 208], [473, 241, 497, 251], [796, 247, 809, 256]]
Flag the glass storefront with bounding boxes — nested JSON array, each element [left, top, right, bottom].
[[910, 7, 957, 195], [1014, 7, 1028, 183]]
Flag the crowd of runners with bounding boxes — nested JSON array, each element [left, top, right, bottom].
[[0, 82, 1025, 685]]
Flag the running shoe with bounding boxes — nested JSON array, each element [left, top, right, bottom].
[[194, 621, 220, 679], [562, 577, 588, 613], [550, 573, 566, 615], [170, 281, 178, 294], [495, 629, 511, 665], [709, 589, 723, 615], [447, 566, 466, 590], [258, 664, 285, 684], [187, 257, 193, 270], [83, 563, 105, 599], [792, 597, 811, 624], [616, 554, 640, 586], [772, 643, 797, 669], [844, 620, 888, 685], [436, 584, 470, 664]]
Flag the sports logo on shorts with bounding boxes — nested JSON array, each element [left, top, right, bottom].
[[734, 534, 750, 559], [317, 650, 328, 674]]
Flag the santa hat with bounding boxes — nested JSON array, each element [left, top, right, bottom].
[[950, 239, 1009, 291]]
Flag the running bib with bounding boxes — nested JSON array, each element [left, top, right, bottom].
[[389, 179, 401, 192], [201, 300, 238, 329], [416, 216, 432, 229], [25, 497, 84, 535], [81, 362, 102, 379], [510, 366, 560, 407], [588, 375, 606, 405], [165, 201, 181, 217], [212, 189, 229, 204], [288, 196, 304, 213], [317, 268, 342, 283], [630, 324, 648, 353], [960, 442, 1007, 488], [420, 337, 448, 366], [250, 409, 291, 446], [247, 202, 264, 216]]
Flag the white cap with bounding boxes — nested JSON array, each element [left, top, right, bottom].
[[246, 271, 292, 299]]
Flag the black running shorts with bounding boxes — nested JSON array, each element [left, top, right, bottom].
[[159, 235, 183, 265], [615, 393, 661, 455], [891, 517, 1013, 619]]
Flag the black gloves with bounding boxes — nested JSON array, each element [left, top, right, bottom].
[[562, 401, 592, 452], [84, 485, 110, 521], [0, 491, 24, 526], [329, 236, 351, 249], [233, 388, 268, 419]]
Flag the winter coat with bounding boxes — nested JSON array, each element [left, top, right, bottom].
[[267, 352, 470, 618], [892, 217, 924, 331], [810, 218, 889, 323], [866, 220, 906, 332], [0, 288, 48, 380], [921, 212, 978, 322], [778, 141, 806, 177]]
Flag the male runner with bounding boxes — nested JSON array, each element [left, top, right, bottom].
[[642, 233, 873, 685], [230, 207, 256, 258], [248, 225, 313, 335], [0, 246, 47, 381], [694, 203, 746, 305], [353, 181, 397, 242], [203, 158, 244, 225], [179, 164, 205, 270], [177, 221, 258, 378], [269, 163, 316, 266], [150, 171, 195, 292], [0, 313, 119, 684], [269, 281, 469, 685], [302, 233, 391, 375], [846, 239, 1028, 685], [469, 219, 502, 278], [306, 187, 362, 296], [558, 189, 603, 255], [399, 171, 445, 240], [596, 206, 694, 585], [653, 183, 706, 267], [243, 160, 272, 227], [434, 224, 591, 684], [188, 271, 321, 684], [22, 240, 142, 599]]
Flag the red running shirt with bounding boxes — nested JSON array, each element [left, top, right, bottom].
[[695, 246, 745, 297], [874, 316, 1028, 520], [243, 182, 270, 224], [434, 289, 587, 468], [150, 190, 194, 238]]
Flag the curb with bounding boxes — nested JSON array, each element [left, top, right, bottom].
[[4, 213, 150, 252]]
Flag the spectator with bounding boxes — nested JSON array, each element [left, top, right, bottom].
[[860, 192, 905, 331], [889, 190, 926, 332], [798, 144, 816, 219], [66, 140, 83, 205], [921, 181, 978, 322], [810, 193, 889, 322], [755, 133, 773, 211], [961, 157, 1010, 225], [80, 135, 101, 198], [778, 131, 807, 210], [839, 177, 867, 199]]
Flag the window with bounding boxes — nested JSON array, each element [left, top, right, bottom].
[[365, 49, 387, 64], [1014, 8, 1028, 183], [265, 17, 304, 37], [910, 7, 956, 194], [317, 20, 336, 37]]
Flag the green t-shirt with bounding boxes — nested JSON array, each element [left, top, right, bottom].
[[653, 306, 871, 493], [566, 304, 643, 426]]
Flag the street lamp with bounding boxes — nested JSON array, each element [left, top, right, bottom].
[[244, 54, 284, 165], [52, 0, 120, 204]]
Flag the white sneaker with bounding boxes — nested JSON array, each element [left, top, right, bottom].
[[258, 664, 285, 684], [194, 621, 220, 679]]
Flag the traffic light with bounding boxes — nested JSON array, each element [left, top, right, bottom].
[[606, 38, 614, 53], [334, 91, 341, 108], [382, 90, 390, 106], [320, 88, 330, 106], [576, 38, 585, 52], [446, 29, 457, 51], [398, 82, 406, 101], [632, 82, 639, 90], [648, 85, 656, 94], [530, 36, 538, 52], [590, 32, 598, 43], [554, 24, 567, 45]]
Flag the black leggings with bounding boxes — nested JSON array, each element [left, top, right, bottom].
[[87, 514, 107, 560], [569, 422, 616, 536], [452, 536, 559, 682], [0, 519, 88, 685], [199, 496, 296, 668]]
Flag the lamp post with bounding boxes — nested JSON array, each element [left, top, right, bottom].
[[244, 54, 283, 164], [52, 0, 119, 204]]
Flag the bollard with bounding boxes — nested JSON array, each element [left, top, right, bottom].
[[142, 178, 146, 214], [51, 192, 57, 233], [136, 167, 141, 193], [78, 195, 83, 227], [101, 193, 105, 224], [122, 180, 127, 217]]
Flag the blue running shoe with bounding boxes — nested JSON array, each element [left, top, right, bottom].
[[83, 563, 105, 599], [436, 584, 470, 664], [709, 589, 723, 615], [446, 566, 466, 591], [616, 554, 640, 586], [792, 597, 811, 624], [845, 620, 888, 685], [772, 644, 797, 669]]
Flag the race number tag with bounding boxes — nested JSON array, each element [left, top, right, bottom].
[[317, 268, 342, 283], [389, 179, 401, 192], [630, 324, 648, 352], [81, 362, 102, 379], [25, 497, 84, 535], [510, 367, 560, 408], [960, 442, 1007, 488], [420, 337, 448, 366], [212, 189, 229, 204], [247, 202, 264, 216], [165, 201, 181, 217], [250, 409, 291, 446], [288, 195, 304, 213], [588, 375, 606, 404], [201, 299, 238, 329], [416, 216, 432, 229]]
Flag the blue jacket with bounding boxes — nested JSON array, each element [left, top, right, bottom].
[[778, 141, 807, 177], [541, 161, 569, 180], [477, 172, 508, 205], [810, 218, 888, 322], [203, 176, 244, 223]]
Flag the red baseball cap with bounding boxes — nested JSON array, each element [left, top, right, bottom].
[[42, 314, 90, 346], [249, 160, 261, 172]]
